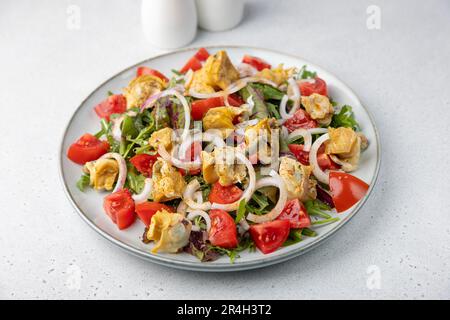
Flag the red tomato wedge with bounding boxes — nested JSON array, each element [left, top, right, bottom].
[[136, 67, 169, 82], [94, 94, 127, 121], [283, 109, 317, 132], [180, 48, 210, 73], [208, 182, 243, 204], [242, 55, 271, 71], [226, 93, 245, 107], [298, 77, 328, 96], [288, 144, 340, 170], [67, 133, 109, 165], [250, 220, 290, 254], [194, 47, 210, 61], [277, 199, 311, 229], [329, 172, 369, 213], [191, 94, 244, 120], [208, 209, 238, 248], [103, 189, 136, 230], [135, 202, 173, 227], [130, 154, 159, 177], [180, 56, 202, 73], [191, 97, 223, 120], [288, 144, 310, 166]]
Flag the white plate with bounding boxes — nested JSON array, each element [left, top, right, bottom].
[[59, 46, 381, 272]]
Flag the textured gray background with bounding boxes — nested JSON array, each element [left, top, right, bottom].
[[1, 0, 449, 299]]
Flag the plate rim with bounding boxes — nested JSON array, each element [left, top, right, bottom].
[[59, 45, 381, 272]]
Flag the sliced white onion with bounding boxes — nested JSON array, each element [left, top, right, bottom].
[[132, 178, 153, 204], [270, 128, 280, 171], [158, 144, 201, 170], [309, 133, 330, 184], [183, 179, 211, 211], [188, 89, 227, 99], [187, 210, 212, 232], [177, 201, 188, 216], [111, 115, 124, 142], [189, 77, 278, 100], [281, 126, 289, 140], [288, 78, 301, 114], [98, 152, 127, 193], [279, 95, 290, 120], [308, 128, 329, 135], [211, 152, 256, 212], [279, 78, 301, 120], [140, 91, 163, 111], [169, 90, 191, 141], [246, 170, 288, 223], [287, 128, 328, 152], [246, 95, 255, 114], [239, 219, 250, 231], [235, 118, 259, 131], [223, 94, 231, 106], [288, 129, 312, 151], [193, 191, 203, 204], [237, 63, 258, 77], [183, 69, 194, 89]]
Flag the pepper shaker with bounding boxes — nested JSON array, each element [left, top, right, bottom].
[[141, 0, 198, 48], [195, 0, 245, 32]]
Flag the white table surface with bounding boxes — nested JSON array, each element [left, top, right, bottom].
[[1, 0, 449, 300]]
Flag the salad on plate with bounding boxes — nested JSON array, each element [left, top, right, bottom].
[[67, 48, 370, 262]]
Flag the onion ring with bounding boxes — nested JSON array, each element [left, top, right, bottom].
[[246, 170, 288, 223], [183, 179, 211, 211], [309, 133, 330, 184], [187, 210, 211, 232], [132, 178, 153, 204], [158, 144, 201, 170], [98, 152, 127, 193]]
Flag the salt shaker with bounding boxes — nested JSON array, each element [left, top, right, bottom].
[[195, 0, 245, 32], [141, 0, 198, 48]]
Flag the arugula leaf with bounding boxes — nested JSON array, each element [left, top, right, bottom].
[[76, 174, 90, 192], [121, 115, 139, 139], [235, 199, 246, 223], [311, 217, 340, 226], [94, 119, 110, 139], [125, 167, 146, 194], [208, 234, 255, 263], [245, 191, 272, 215], [296, 65, 317, 80], [93, 119, 120, 153], [171, 69, 183, 76], [302, 228, 317, 237], [267, 102, 281, 119], [122, 125, 154, 159], [251, 83, 285, 100], [240, 85, 269, 119], [193, 216, 207, 230], [330, 105, 360, 131], [283, 229, 303, 247], [305, 199, 332, 219], [107, 90, 114, 96]]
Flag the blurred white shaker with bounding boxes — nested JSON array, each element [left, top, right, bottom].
[[196, 0, 244, 31], [141, 0, 197, 48]]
